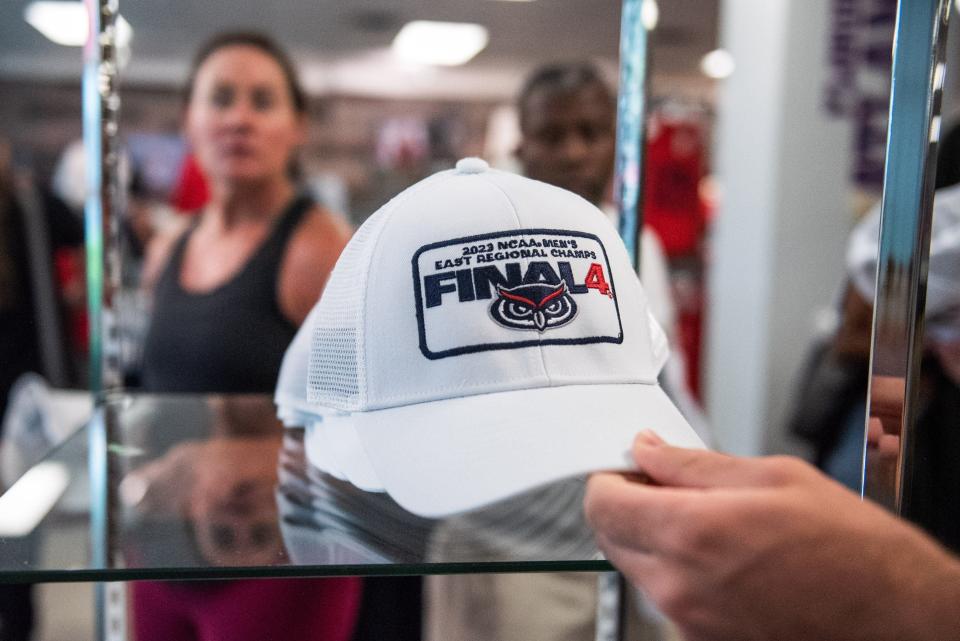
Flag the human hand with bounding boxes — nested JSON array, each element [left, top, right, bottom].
[[584, 433, 960, 641]]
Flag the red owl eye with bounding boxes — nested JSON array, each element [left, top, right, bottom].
[[498, 289, 538, 308], [537, 286, 566, 308]]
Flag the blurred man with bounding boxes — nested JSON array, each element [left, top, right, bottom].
[[516, 62, 677, 344], [425, 63, 692, 641], [516, 63, 616, 207]]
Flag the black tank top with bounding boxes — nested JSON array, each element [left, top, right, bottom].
[[140, 196, 312, 393]]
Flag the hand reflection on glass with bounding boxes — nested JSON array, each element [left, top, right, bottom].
[[864, 375, 905, 507], [120, 396, 285, 566]]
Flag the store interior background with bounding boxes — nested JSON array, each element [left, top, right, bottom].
[[2, 0, 959, 638]]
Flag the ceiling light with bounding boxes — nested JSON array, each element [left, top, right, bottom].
[[24, 1, 86, 45], [24, 1, 132, 48], [392, 20, 489, 66], [700, 48, 735, 79], [641, 0, 659, 31]]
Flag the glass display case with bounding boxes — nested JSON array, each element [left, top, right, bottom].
[[0, 0, 955, 639]]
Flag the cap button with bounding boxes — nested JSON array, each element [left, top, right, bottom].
[[455, 157, 489, 174]]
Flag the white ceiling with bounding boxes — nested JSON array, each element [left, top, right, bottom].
[[0, 0, 719, 99]]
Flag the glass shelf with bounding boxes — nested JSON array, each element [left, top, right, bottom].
[[0, 393, 613, 583]]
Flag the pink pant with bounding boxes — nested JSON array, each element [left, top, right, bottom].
[[132, 578, 361, 641]]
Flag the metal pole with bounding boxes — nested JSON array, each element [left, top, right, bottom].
[[596, 1, 651, 640], [862, 0, 951, 516], [615, 0, 651, 273], [83, 0, 123, 637]]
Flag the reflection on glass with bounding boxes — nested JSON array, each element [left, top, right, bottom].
[[873, 160, 960, 548], [0, 421, 91, 575], [117, 396, 285, 568], [0, 0, 728, 600], [122, 437, 285, 567], [863, 375, 905, 509], [862, 0, 950, 522], [110, 394, 602, 571]]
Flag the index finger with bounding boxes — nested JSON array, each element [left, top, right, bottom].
[[584, 471, 696, 553], [632, 436, 792, 489]]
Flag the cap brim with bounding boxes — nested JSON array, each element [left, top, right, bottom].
[[318, 415, 386, 492], [347, 382, 704, 518], [277, 405, 314, 428], [305, 419, 348, 481], [274, 302, 321, 417]]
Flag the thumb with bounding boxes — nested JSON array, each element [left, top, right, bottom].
[[632, 431, 790, 489]]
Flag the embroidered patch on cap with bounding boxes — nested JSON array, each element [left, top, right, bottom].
[[412, 229, 624, 359]]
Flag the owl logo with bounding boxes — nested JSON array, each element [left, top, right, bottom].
[[489, 282, 578, 332]]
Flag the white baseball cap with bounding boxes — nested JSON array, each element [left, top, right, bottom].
[[305, 158, 704, 517], [303, 418, 348, 482], [275, 298, 387, 489], [275, 309, 387, 497], [275, 302, 323, 428], [308, 414, 385, 492]]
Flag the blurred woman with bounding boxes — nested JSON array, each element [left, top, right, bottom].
[[134, 32, 359, 641], [141, 32, 350, 391]]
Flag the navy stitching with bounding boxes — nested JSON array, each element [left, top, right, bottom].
[[412, 229, 624, 360]]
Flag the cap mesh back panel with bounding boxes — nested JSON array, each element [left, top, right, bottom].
[[307, 206, 392, 410]]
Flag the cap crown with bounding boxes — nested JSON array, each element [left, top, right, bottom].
[[308, 166, 667, 411]]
